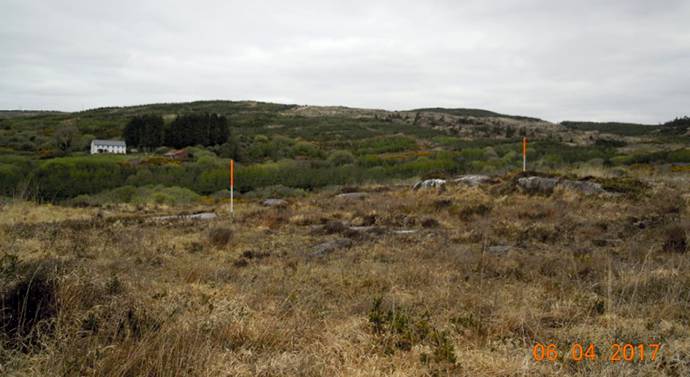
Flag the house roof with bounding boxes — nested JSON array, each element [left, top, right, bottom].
[[92, 139, 126, 146]]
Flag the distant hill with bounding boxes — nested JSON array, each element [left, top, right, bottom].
[[1, 102, 542, 121], [1, 100, 685, 158], [561, 121, 657, 136], [561, 119, 690, 137], [0, 110, 65, 119], [1, 99, 688, 202], [411, 107, 543, 122], [75, 100, 296, 118]]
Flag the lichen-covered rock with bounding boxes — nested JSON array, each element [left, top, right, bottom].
[[412, 179, 446, 191], [454, 175, 494, 186], [517, 176, 560, 194]]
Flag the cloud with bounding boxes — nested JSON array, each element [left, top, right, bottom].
[[1, 0, 688, 123]]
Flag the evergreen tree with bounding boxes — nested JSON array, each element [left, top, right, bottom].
[[167, 116, 187, 149], [208, 114, 229, 145], [123, 115, 164, 150], [140, 115, 164, 150], [208, 114, 219, 145], [216, 115, 229, 145], [159, 113, 231, 149], [123, 117, 142, 148]]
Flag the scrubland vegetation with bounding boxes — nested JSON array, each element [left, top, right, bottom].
[[1, 101, 690, 376], [1, 101, 688, 203]]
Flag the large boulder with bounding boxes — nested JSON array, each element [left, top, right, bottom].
[[412, 179, 446, 191], [454, 175, 494, 186], [517, 176, 560, 194]]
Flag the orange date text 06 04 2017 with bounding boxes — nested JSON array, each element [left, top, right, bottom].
[[532, 343, 661, 363]]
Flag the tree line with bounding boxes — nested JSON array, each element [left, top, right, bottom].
[[662, 116, 690, 135], [123, 113, 229, 150]]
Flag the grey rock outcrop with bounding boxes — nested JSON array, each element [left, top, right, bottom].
[[261, 198, 288, 207], [412, 179, 446, 191], [454, 175, 494, 186], [517, 177, 560, 194]]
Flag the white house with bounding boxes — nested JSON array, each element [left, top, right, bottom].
[[90, 139, 126, 154]]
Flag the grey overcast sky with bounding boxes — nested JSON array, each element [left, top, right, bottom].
[[1, 0, 689, 123]]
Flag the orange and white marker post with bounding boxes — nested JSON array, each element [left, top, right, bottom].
[[229, 159, 235, 214], [522, 137, 528, 172]]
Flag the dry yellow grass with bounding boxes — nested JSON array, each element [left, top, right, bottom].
[[1, 171, 689, 376]]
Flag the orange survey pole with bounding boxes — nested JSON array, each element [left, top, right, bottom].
[[229, 159, 234, 214], [522, 137, 528, 172]]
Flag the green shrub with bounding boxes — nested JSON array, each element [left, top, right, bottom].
[[154, 146, 170, 155], [328, 150, 355, 166], [667, 149, 690, 163], [33, 156, 133, 200], [292, 141, 321, 158], [0, 163, 25, 196], [186, 146, 216, 161], [628, 152, 657, 164], [101, 186, 138, 202], [147, 186, 200, 205], [459, 148, 484, 160], [356, 135, 417, 154]]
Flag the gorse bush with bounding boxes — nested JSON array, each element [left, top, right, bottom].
[[9, 149, 472, 200], [328, 150, 355, 166], [0, 155, 36, 196], [356, 135, 418, 154], [5, 102, 686, 203], [0, 162, 25, 196], [292, 141, 322, 158], [13, 138, 674, 202], [33, 156, 133, 200]]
